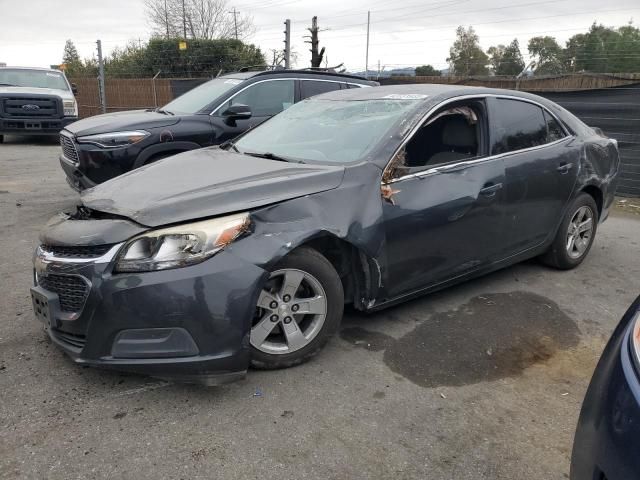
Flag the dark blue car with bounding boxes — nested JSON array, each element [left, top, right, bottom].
[[571, 295, 640, 479]]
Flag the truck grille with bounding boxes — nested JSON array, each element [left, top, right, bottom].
[[60, 133, 79, 164], [42, 244, 113, 259], [37, 274, 89, 313], [3, 96, 59, 117]]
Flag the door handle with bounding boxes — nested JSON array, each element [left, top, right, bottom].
[[557, 162, 573, 174], [479, 182, 503, 197]]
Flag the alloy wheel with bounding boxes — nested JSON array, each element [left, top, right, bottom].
[[566, 205, 594, 259], [250, 268, 328, 355]]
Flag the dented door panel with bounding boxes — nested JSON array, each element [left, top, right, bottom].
[[382, 158, 506, 298]]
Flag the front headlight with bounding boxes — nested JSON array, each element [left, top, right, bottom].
[[63, 99, 78, 117], [115, 213, 250, 272], [77, 130, 150, 148]]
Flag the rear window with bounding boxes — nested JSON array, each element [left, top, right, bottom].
[[300, 80, 341, 99], [491, 99, 547, 154], [544, 110, 567, 142]]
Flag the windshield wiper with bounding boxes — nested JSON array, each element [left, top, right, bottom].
[[155, 108, 174, 115], [220, 140, 240, 153], [243, 151, 303, 163], [0, 83, 17, 87]]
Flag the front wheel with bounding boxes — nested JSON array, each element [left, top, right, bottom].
[[540, 193, 598, 269], [250, 247, 344, 370]]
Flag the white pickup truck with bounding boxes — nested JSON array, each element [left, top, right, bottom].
[[0, 66, 79, 143]]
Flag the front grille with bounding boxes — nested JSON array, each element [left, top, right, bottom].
[[59, 133, 79, 164], [42, 244, 112, 259], [3, 96, 59, 117], [51, 329, 87, 350], [38, 274, 89, 313]]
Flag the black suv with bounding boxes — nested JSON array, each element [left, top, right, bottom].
[[59, 69, 377, 190]]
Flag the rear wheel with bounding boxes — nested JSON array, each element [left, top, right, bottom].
[[250, 247, 344, 369], [0, 135, 4, 144], [541, 193, 598, 269]]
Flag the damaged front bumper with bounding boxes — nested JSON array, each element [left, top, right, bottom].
[[30, 242, 267, 385]]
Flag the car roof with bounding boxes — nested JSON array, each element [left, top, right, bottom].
[[314, 83, 565, 107], [314, 83, 531, 100], [219, 69, 377, 84]]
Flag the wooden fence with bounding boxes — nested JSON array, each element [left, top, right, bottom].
[[71, 77, 174, 118]]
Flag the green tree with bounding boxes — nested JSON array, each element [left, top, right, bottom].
[[528, 36, 565, 74], [62, 39, 84, 75], [487, 39, 525, 75], [614, 23, 640, 72], [104, 37, 265, 77], [415, 64, 441, 76], [447, 26, 489, 76], [565, 22, 640, 73]]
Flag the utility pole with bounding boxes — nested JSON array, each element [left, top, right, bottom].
[[365, 11, 370, 79], [229, 7, 239, 40], [182, 0, 187, 39], [96, 39, 106, 114], [283, 19, 291, 69], [306, 16, 324, 68]]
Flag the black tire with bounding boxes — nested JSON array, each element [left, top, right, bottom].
[[0, 135, 4, 144], [250, 247, 344, 370], [540, 192, 599, 270]]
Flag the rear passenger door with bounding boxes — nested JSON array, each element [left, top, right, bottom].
[[299, 80, 342, 101], [488, 97, 578, 254]]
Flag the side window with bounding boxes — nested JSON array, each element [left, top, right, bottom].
[[224, 80, 294, 117], [544, 110, 566, 142], [402, 102, 485, 170], [300, 80, 341, 99], [491, 99, 547, 155], [343, 83, 362, 89]]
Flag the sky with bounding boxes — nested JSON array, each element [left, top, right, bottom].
[[1, 0, 639, 73]]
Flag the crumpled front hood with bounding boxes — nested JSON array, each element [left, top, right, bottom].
[[81, 147, 346, 227], [64, 110, 180, 136]]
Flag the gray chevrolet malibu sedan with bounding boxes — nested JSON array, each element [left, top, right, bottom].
[[30, 84, 620, 384]]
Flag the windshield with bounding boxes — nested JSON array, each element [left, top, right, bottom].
[[234, 98, 420, 164], [0, 69, 69, 90], [161, 77, 243, 114]]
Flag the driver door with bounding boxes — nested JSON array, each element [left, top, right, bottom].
[[382, 98, 508, 298], [209, 79, 295, 144]]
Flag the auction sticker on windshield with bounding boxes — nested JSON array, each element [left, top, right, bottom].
[[383, 94, 428, 99]]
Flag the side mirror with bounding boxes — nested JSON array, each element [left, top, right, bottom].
[[71, 83, 78, 95], [221, 103, 252, 125]]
